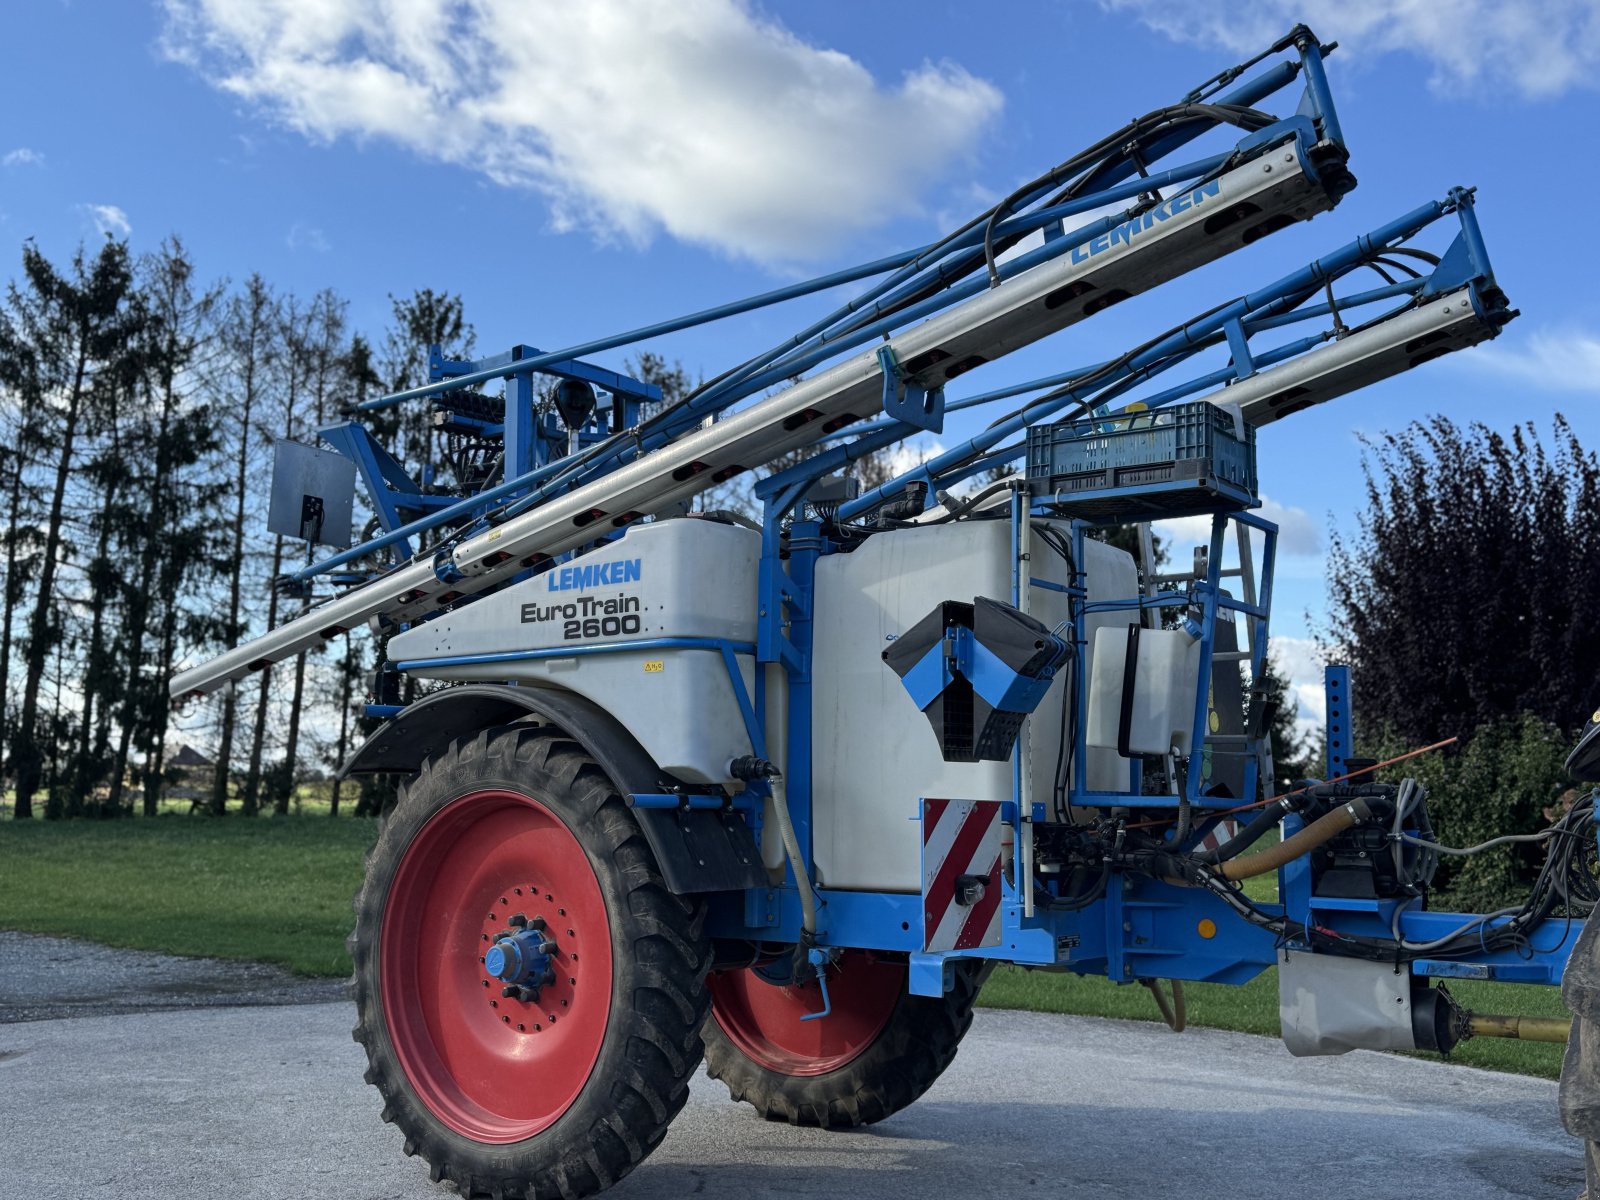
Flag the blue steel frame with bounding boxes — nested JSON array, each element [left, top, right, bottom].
[[350, 24, 1565, 1005], [374, 189, 1546, 1002], [428, 344, 663, 486], [310, 349, 662, 576], [689, 194, 1540, 996], [699, 488, 1577, 996], [375, 183, 1549, 1004], [697, 477, 1293, 983], [1063, 505, 1276, 810]]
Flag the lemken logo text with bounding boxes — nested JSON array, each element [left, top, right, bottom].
[[546, 558, 642, 592], [1069, 178, 1223, 265]]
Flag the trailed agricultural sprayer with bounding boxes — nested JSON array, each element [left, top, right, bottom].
[[173, 26, 1600, 1199]]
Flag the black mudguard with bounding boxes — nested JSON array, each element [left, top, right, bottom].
[[341, 683, 766, 896]]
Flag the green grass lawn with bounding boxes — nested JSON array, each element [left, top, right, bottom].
[[0, 815, 375, 976], [0, 816, 1573, 1078]]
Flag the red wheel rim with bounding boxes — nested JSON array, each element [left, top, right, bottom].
[[707, 951, 903, 1076], [379, 789, 612, 1142]]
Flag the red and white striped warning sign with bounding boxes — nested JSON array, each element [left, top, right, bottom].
[[1195, 818, 1239, 854], [920, 798, 1003, 953]]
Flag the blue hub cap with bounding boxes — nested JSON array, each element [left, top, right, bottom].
[[484, 922, 555, 991]]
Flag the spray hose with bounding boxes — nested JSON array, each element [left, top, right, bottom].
[[1215, 798, 1372, 882], [730, 756, 818, 938]]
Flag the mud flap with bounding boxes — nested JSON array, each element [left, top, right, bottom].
[[633, 804, 766, 895]]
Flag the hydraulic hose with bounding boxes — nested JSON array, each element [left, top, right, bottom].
[[1141, 978, 1188, 1032], [926, 479, 1016, 523], [1172, 796, 1193, 848], [767, 774, 819, 938], [1216, 798, 1372, 881], [730, 757, 818, 939], [1193, 795, 1300, 864]]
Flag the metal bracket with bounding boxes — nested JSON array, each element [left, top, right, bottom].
[[908, 952, 955, 997], [1324, 664, 1351, 778], [1223, 316, 1256, 380], [876, 345, 945, 433]]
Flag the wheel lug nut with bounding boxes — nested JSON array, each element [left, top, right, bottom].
[[509, 913, 528, 928], [500, 986, 519, 999]]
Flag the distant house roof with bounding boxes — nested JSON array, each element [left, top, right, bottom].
[[169, 744, 213, 768]]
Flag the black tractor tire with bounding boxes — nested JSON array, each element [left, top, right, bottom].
[[350, 724, 712, 1200], [703, 957, 989, 1128]]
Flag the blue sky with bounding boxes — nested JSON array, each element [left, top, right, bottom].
[[3, 0, 1597, 729]]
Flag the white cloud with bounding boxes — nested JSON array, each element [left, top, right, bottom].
[[1272, 634, 1325, 713], [81, 204, 132, 237], [1154, 493, 1319, 559], [1102, 0, 1600, 99], [1471, 328, 1600, 395], [159, 0, 1003, 265], [3, 148, 43, 167], [1255, 496, 1321, 557], [1156, 511, 1213, 554], [286, 222, 330, 253]]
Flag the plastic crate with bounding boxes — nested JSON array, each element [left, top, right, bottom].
[[1026, 402, 1257, 520]]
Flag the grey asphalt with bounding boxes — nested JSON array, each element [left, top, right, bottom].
[[0, 996, 1583, 1200], [0, 932, 344, 1022]]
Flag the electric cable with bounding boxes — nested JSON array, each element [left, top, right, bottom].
[[981, 101, 1279, 287], [1400, 830, 1558, 856]]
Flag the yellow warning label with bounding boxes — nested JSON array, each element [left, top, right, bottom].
[[643, 660, 665, 674]]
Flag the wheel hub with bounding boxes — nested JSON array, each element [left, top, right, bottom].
[[479, 885, 584, 1035], [484, 914, 557, 1001]]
